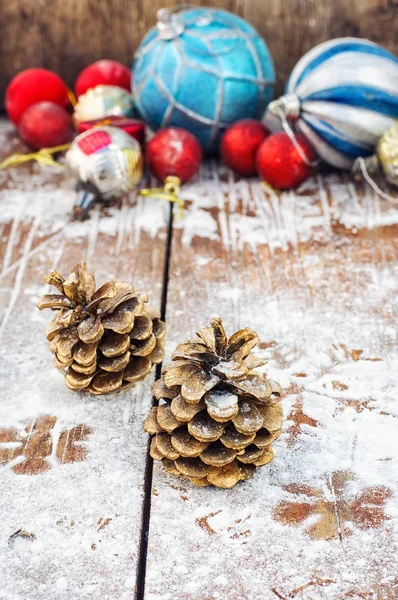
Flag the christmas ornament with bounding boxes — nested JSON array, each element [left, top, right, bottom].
[[75, 60, 131, 97], [5, 68, 71, 126], [37, 263, 165, 394], [268, 38, 398, 169], [76, 116, 146, 147], [141, 128, 201, 207], [18, 102, 74, 151], [73, 85, 135, 123], [256, 131, 316, 189], [220, 119, 269, 176], [65, 126, 143, 218], [143, 318, 282, 488], [353, 122, 398, 205], [133, 7, 275, 153]]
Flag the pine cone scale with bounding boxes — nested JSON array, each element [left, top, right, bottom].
[[102, 311, 135, 334], [77, 316, 104, 344], [91, 370, 124, 394], [170, 395, 205, 422], [199, 442, 236, 467], [122, 356, 152, 382], [37, 294, 73, 310], [171, 429, 207, 457], [131, 333, 157, 356], [180, 372, 219, 403], [73, 341, 97, 365], [71, 360, 97, 375]]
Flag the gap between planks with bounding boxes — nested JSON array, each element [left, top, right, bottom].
[[135, 202, 174, 600]]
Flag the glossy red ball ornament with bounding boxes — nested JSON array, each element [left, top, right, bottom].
[[75, 60, 131, 98], [19, 102, 74, 150], [146, 128, 202, 183], [5, 68, 70, 126], [256, 131, 316, 189], [220, 119, 269, 176]]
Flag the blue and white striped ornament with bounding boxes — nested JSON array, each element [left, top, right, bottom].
[[268, 38, 398, 169]]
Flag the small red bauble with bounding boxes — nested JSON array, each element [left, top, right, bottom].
[[19, 102, 74, 150], [256, 131, 316, 189], [5, 68, 70, 126], [146, 128, 202, 183], [75, 60, 131, 98], [221, 119, 269, 176]]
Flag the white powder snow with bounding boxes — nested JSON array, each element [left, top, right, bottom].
[[1, 123, 398, 599]]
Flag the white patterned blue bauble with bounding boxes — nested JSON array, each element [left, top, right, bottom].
[[132, 8, 275, 154], [268, 38, 398, 169]]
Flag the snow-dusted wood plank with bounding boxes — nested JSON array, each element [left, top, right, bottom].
[[0, 122, 170, 599], [144, 163, 398, 600]]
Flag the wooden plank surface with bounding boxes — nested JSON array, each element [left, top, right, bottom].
[[2, 0, 398, 106], [144, 165, 398, 599], [0, 121, 170, 599], [1, 122, 398, 599]]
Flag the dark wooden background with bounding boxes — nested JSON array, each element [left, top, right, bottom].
[[2, 0, 398, 108]]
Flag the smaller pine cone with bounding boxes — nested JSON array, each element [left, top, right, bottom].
[[37, 263, 165, 394], [143, 318, 282, 489]]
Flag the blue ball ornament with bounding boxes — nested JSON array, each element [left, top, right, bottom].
[[268, 38, 398, 169], [132, 7, 275, 153]]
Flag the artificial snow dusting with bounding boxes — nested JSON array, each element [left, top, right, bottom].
[[1, 119, 398, 599], [148, 165, 398, 599]]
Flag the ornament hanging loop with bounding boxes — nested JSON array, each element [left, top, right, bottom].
[[0, 144, 70, 170], [269, 100, 319, 168], [352, 157, 398, 206], [139, 175, 184, 216]]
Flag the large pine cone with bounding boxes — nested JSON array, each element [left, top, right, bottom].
[[143, 318, 282, 488], [37, 263, 165, 394]]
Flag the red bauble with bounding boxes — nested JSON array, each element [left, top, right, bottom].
[[221, 119, 269, 176], [19, 102, 74, 150], [146, 128, 202, 183], [5, 68, 70, 126], [256, 132, 316, 189], [75, 60, 131, 98]]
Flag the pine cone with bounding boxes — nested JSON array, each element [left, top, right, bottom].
[[37, 263, 165, 394], [143, 318, 282, 488]]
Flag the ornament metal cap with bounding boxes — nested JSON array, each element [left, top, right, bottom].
[[268, 94, 301, 121], [140, 175, 184, 215], [157, 8, 184, 40]]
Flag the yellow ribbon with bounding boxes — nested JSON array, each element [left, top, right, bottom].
[[93, 118, 114, 127], [0, 144, 70, 170], [139, 175, 184, 216], [67, 89, 77, 107]]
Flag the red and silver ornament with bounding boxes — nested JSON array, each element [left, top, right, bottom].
[[65, 126, 143, 218]]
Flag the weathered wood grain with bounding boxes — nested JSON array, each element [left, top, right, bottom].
[[0, 121, 170, 599], [2, 118, 398, 599], [144, 164, 398, 599], [1, 0, 398, 106]]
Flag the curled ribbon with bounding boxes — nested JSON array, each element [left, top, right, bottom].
[[0, 144, 70, 170], [140, 175, 185, 216]]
